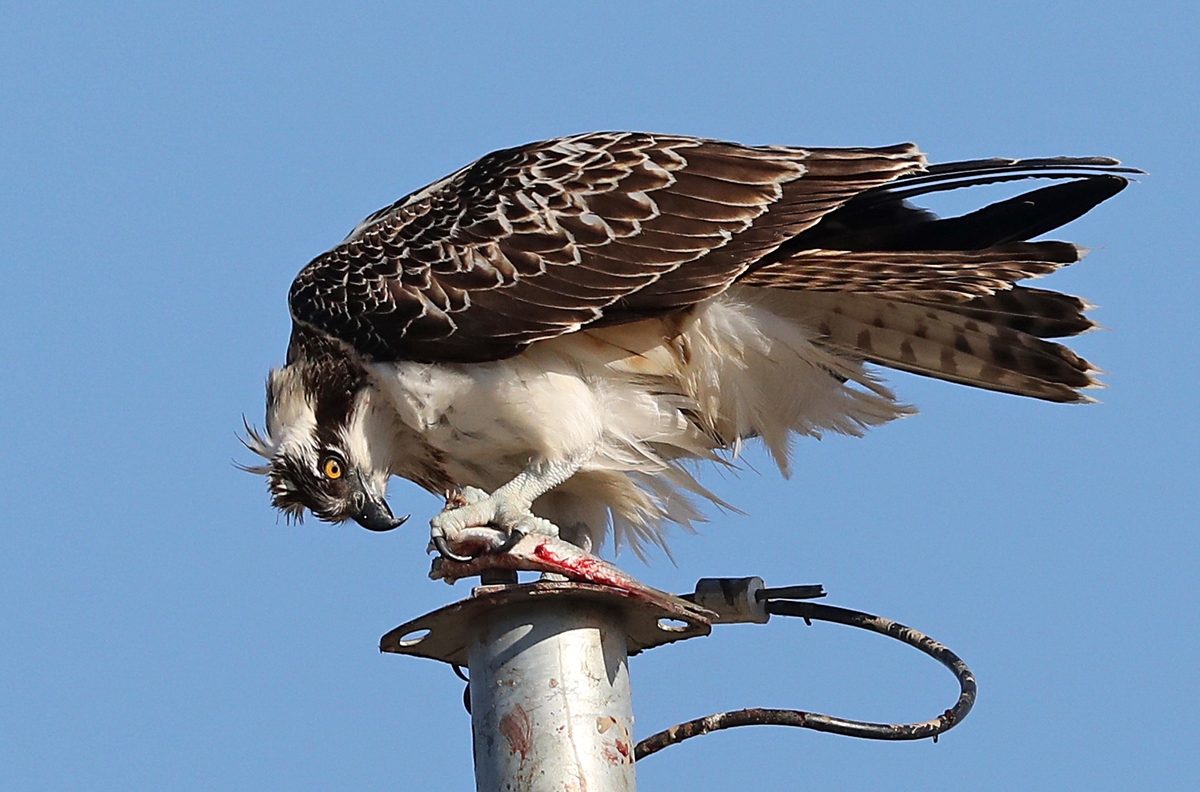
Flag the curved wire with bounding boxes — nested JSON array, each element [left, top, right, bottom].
[[452, 663, 472, 714], [634, 600, 976, 761]]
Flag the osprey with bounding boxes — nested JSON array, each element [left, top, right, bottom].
[[244, 132, 1134, 561]]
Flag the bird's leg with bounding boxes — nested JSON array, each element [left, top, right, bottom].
[[430, 452, 589, 562]]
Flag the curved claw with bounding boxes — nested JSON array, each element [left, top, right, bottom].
[[433, 534, 478, 563], [432, 527, 527, 563], [493, 528, 525, 555]]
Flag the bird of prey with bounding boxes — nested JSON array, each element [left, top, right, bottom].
[[243, 131, 1135, 562]]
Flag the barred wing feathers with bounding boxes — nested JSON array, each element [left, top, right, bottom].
[[287, 132, 925, 362]]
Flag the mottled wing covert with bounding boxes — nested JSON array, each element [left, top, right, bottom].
[[287, 132, 925, 362]]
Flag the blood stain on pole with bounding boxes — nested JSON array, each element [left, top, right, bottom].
[[499, 704, 533, 761]]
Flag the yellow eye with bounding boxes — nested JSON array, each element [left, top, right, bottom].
[[322, 458, 343, 480]]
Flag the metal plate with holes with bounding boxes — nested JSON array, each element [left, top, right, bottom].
[[380, 581, 713, 665]]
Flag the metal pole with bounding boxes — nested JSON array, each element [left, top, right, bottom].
[[383, 574, 974, 785], [468, 597, 637, 792], [381, 579, 709, 790]]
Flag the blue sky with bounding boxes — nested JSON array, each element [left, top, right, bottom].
[[2, 2, 1197, 790]]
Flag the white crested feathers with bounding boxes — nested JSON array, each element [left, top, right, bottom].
[[243, 367, 319, 476]]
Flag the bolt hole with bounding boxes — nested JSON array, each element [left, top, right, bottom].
[[657, 618, 690, 633], [398, 628, 431, 646]]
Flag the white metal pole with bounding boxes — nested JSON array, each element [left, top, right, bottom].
[[467, 597, 637, 792]]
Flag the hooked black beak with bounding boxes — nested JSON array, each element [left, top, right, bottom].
[[352, 491, 409, 532]]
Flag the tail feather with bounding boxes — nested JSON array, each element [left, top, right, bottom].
[[768, 291, 1100, 403], [738, 155, 1135, 402], [913, 286, 1096, 339], [740, 242, 1080, 301]]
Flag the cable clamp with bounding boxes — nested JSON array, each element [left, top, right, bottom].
[[690, 577, 826, 624]]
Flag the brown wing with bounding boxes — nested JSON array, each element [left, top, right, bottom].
[[286, 132, 925, 362]]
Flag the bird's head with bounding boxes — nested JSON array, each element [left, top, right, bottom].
[[241, 362, 406, 532]]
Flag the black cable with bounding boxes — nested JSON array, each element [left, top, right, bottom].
[[634, 599, 976, 760], [452, 664, 472, 714]]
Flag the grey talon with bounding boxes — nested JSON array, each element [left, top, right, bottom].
[[433, 534, 477, 563]]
